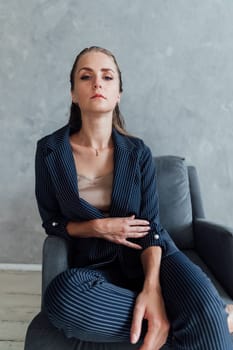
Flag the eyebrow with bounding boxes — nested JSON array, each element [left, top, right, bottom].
[[78, 67, 115, 73]]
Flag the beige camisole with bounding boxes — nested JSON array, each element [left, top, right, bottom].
[[78, 172, 113, 213]]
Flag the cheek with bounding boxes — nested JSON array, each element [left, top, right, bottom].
[[110, 94, 119, 104], [110, 86, 121, 100], [72, 87, 84, 103]]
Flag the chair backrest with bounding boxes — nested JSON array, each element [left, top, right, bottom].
[[154, 156, 196, 250]]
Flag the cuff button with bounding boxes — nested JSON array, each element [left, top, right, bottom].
[[154, 234, 160, 240], [52, 222, 58, 227]]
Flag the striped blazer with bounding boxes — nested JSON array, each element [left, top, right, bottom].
[[35, 125, 177, 277]]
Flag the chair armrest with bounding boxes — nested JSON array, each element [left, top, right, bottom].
[[194, 218, 233, 298], [41, 236, 69, 309]]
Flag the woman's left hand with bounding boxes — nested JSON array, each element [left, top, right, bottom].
[[130, 287, 170, 350]]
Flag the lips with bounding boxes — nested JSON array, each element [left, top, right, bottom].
[[91, 94, 106, 99]]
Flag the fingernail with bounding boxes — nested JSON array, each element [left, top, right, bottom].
[[131, 334, 137, 344]]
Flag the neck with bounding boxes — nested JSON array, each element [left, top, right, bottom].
[[78, 112, 113, 149]]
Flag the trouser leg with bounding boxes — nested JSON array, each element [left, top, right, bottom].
[[160, 251, 233, 349], [44, 267, 140, 343], [44, 253, 233, 348]]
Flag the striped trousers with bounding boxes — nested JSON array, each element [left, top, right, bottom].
[[44, 251, 233, 349]]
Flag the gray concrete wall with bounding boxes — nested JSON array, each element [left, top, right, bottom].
[[1, 0, 233, 263]]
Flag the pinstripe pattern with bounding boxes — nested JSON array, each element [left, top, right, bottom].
[[35, 125, 177, 277], [160, 252, 233, 349], [36, 125, 232, 348], [44, 267, 139, 342], [44, 252, 233, 348]]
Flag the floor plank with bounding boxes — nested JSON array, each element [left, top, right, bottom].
[[0, 270, 41, 348], [0, 341, 24, 350]]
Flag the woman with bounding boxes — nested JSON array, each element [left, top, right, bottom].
[[35, 46, 233, 349]]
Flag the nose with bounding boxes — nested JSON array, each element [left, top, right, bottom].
[[93, 76, 102, 89]]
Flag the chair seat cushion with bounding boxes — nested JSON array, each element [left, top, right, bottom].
[[24, 312, 139, 350], [24, 312, 170, 350]]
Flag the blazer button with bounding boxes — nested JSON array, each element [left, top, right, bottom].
[[154, 234, 160, 240], [52, 222, 58, 227]]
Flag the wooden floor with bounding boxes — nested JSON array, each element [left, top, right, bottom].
[[0, 270, 41, 350]]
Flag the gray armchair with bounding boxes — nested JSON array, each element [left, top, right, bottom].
[[24, 156, 233, 350]]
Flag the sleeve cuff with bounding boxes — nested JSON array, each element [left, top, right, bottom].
[[42, 217, 71, 240], [136, 224, 166, 251]]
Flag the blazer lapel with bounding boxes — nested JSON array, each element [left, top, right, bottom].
[[44, 126, 104, 219], [44, 127, 78, 198], [44, 125, 139, 219], [110, 129, 139, 217]]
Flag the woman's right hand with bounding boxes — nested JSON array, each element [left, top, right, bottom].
[[93, 215, 150, 249]]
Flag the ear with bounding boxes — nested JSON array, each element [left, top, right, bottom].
[[117, 92, 121, 103], [71, 90, 77, 104]]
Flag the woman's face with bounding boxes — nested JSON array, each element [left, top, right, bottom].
[[71, 51, 121, 116]]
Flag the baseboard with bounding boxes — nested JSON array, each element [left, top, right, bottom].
[[0, 263, 42, 271]]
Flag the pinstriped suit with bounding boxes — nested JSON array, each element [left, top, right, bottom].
[[35, 125, 177, 275], [35, 125, 232, 349]]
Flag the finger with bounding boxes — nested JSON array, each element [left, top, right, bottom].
[[125, 216, 150, 226], [130, 219, 150, 226], [128, 226, 150, 233], [127, 215, 135, 220], [131, 301, 145, 344], [126, 231, 149, 239], [140, 317, 168, 350], [139, 325, 161, 350], [139, 335, 165, 350], [121, 239, 142, 250]]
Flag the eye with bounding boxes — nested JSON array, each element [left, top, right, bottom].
[[104, 76, 113, 81], [80, 75, 91, 80]]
